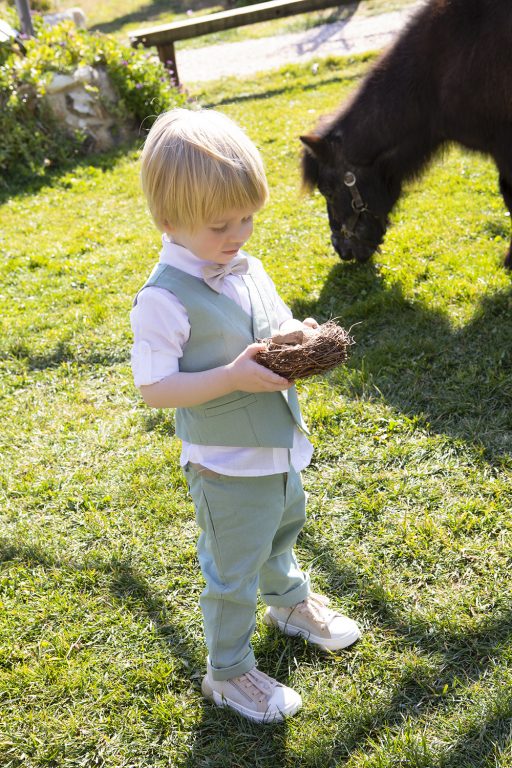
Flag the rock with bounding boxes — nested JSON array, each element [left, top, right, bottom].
[[42, 7, 87, 29], [44, 66, 133, 151], [46, 73, 75, 94], [73, 65, 98, 84]]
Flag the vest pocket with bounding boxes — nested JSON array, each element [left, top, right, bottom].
[[204, 394, 257, 417]]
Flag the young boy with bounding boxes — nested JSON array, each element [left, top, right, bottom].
[[131, 108, 361, 723]]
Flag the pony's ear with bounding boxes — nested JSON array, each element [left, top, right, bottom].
[[300, 134, 331, 161]]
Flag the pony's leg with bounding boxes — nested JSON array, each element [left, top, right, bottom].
[[498, 172, 512, 268]]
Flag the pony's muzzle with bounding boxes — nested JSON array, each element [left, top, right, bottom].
[[331, 232, 355, 261]]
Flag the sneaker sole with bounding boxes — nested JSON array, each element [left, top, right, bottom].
[[263, 609, 361, 652], [201, 676, 301, 724]]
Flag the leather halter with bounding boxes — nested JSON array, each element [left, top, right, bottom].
[[339, 171, 386, 241]]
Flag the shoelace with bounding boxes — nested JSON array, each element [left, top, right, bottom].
[[234, 669, 277, 704], [292, 593, 336, 627]]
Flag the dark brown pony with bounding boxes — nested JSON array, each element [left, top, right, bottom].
[[301, 0, 512, 267]]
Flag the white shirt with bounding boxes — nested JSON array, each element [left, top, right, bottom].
[[130, 235, 313, 476]]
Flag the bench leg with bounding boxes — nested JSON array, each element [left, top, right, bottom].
[[157, 41, 179, 86]]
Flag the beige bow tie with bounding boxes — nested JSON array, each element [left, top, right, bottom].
[[202, 254, 249, 292]]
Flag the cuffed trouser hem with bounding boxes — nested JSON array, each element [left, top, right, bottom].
[[208, 649, 256, 682], [262, 572, 310, 609]]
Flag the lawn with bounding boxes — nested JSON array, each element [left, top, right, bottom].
[[1, 54, 512, 767], [0, 0, 418, 45]]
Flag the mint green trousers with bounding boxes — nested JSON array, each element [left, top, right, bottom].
[[183, 463, 310, 681]]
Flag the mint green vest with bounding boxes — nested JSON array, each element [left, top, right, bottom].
[[136, 261, 307, 448]]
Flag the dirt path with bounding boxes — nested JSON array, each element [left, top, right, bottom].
[[179, 2, 422, 83]]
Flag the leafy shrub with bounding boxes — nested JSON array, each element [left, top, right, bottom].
[[0, 12, 187, 183], [5, 0, 51, 12]]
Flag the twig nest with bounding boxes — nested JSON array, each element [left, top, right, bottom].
[[255, 320, 354, 381]]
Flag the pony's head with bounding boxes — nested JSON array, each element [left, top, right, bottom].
[[301, 133, 392, 263]]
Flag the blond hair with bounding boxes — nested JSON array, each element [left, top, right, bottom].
[[140, 108, 269, 232]]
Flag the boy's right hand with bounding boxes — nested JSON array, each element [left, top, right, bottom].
[[226, 343, 292, 392]]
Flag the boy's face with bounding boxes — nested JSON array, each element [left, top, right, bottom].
[[166, 206, 257, 264]]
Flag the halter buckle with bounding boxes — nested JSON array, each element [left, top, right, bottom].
[[339, 169, 386, 243], [351, 198, 367, 213]]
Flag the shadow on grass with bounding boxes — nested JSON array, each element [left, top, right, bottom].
[[91, 0, 359, 39], [197, 67, 365, 108], [3, 343, 129, 373], [0, 139, 140, 208], [147, 517, 510, 767], [91, 0, 219, 35], [4, 341, 130, 372], [0, 536, 203, 694], [291, 259, 512, 462], [441, 713, 512, 768], [100, 559, 292, 765], [290, 531, 512, 767], [0, 535, 291, 765], [183, 679, 290, 768], [1, 523, 510, 765]]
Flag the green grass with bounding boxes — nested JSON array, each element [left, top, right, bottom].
[[1, 0, 418, 45], [1, 54, 512, 767]]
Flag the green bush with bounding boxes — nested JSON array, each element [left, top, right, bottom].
[[0, 12, 187, 183], [5, 0, 51, 12]]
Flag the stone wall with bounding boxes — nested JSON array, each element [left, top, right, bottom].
[[44, 64, 132, 151]]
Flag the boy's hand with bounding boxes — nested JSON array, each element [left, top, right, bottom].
[[227, 343, 292, 392]]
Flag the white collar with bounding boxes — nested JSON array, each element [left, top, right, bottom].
[[159, 233, 249, 279], [159, 234, 205, 279]]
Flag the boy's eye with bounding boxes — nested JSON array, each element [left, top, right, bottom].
[[210, 215, 253, 233]]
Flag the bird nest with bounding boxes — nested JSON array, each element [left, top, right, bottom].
[[255, 320, 354, 381]]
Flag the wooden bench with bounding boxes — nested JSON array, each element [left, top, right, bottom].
[[129, 0, 348, 84]]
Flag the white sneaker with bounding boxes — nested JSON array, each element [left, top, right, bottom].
[[264, 592, 361, 652], [201, 661, 302, 723]]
